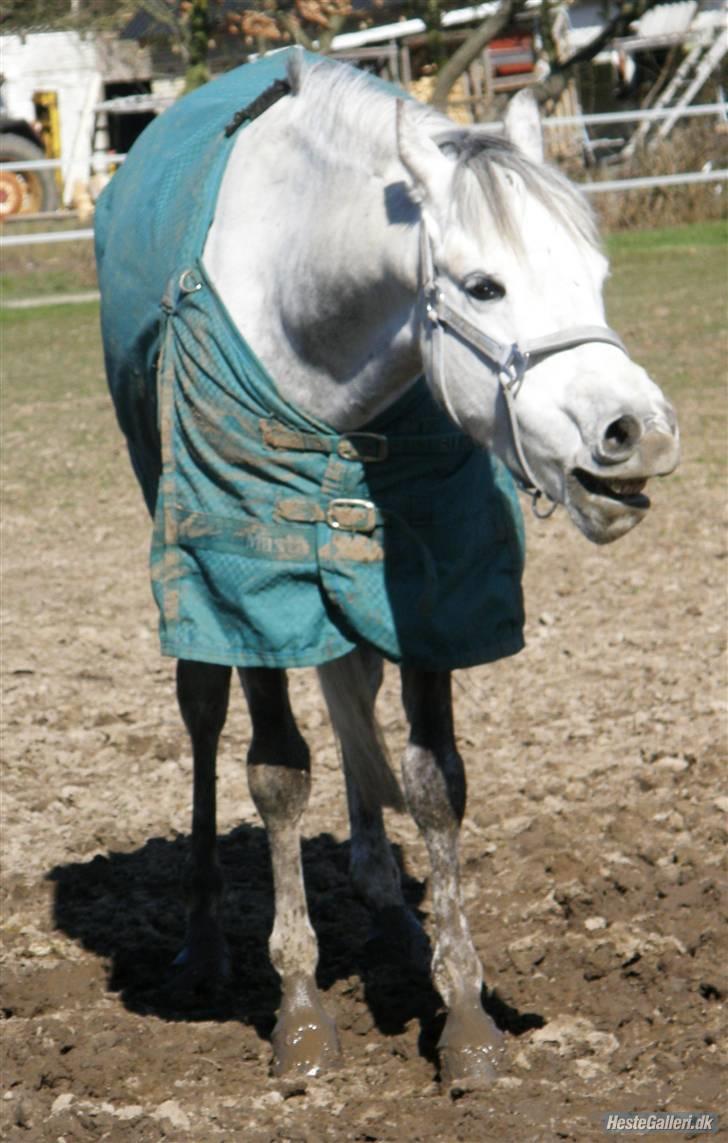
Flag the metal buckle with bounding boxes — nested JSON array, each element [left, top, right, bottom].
[[326, 498, 378, 533], [500, 346, 529, 395], [178, 269, 202, 294], [424, 283, 442, 323], [336, 433, 389, 463]]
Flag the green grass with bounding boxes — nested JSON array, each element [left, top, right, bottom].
[[604, 223, 726, 474], [604, 222, 726, 405], [1, 303, 103, 399], [0, 217, 98, 302], [606, 218, 728, 254], [0, 303, 119, 513], [0, 264, 98, 301]]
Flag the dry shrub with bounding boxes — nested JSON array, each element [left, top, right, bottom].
[[584, 119, 728, 233]]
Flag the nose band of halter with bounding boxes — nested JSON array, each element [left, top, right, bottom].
[[419, 227, 627, 512]]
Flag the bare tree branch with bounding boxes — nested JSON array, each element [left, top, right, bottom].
[[431, 0, 527, 110], [532, 0, 662, 107]]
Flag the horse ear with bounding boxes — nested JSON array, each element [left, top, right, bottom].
[[503, 89, 544, 164], [396, 100, 455, 211], [287, 45, 305, 95]]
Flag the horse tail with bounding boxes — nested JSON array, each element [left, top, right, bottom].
[[317, 649, 405, 813]]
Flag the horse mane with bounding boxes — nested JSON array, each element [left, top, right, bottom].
[[295, 54, 599, 252]]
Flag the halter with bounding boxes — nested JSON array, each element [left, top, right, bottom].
[[418, 225, 628, 516]]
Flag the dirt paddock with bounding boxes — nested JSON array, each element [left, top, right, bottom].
[[1, 224, 726, 1140]]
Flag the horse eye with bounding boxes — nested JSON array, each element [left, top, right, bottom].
[[465, 276, 505, 302]]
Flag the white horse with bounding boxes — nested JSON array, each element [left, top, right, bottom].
[[98, 50, 679, 1088]]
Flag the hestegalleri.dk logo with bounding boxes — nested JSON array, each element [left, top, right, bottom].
[[603, 1111, 718, 1134]]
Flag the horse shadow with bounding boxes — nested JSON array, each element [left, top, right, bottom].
[[47, 825, 543, 1069]]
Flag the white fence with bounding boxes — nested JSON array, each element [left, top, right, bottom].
[[580, 168, 727, 193], [4, 167, 726, 251], [2, 102, 726, 251], [0, 151, 123, 175]]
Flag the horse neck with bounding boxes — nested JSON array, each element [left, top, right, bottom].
[[204, 96, 423, 431]]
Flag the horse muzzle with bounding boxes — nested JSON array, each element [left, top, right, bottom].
[[564, 409, 680, 543]]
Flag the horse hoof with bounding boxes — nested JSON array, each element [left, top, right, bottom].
[[438, 1002, 505, 1090], [272, 987, 341, 1077]]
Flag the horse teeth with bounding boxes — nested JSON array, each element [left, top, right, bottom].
[[606, 478, 647, 496]]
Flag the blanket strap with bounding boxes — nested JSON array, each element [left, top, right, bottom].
[[277, 497, 438, 614], [260, 419, 473, 461], [224, 78, 292, 137]]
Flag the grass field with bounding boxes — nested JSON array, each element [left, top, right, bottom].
[[0, 216, 97, 302], [605, 220, 727, 471]]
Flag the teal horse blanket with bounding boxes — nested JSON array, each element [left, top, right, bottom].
[[95, 50, 525, 670]]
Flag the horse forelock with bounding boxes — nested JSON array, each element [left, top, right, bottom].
[[450, 136, 600, 255]]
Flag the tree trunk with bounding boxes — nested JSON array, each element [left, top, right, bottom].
[[431, 0, 526, 111]]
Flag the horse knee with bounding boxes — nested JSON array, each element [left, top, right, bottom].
[[240, 667, 311, 825], [401, 668, 466, 827], [247, 762, 311, 828], [402, 741, 466, 830]]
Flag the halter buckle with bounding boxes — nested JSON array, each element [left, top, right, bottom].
[[424, 284, 442, 324], [500, 346, 529, 395]]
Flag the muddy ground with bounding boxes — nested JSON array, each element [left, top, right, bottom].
[[1, 230, 727, 1141]]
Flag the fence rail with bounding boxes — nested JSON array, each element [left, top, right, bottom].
[[0, 154, 124, 173], [2, 167, 725, 248], [2, 101, 726, 250], [542, 100, 728, 130], [581, 168, 728, 193], [472, 101, 728, 130], [3, 169, 726, 249], [1, 228, 95, 248], [1, 100, 725, 175]]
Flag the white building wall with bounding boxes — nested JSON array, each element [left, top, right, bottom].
[[0, 30, 149, 204]]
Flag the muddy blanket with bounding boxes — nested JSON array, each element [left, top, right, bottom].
[[95, 50, 525, 670]]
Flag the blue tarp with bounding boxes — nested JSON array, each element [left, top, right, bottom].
[[95, 50, 525, 669]]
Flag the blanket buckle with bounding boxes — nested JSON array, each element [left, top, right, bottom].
[[326, 499, 378, 534], [337, 433, 389, 462]]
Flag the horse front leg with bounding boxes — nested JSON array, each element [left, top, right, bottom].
[[401, 666, 504, 1088], [241, 667, 340, 1077], [174, 659, 232, 994]]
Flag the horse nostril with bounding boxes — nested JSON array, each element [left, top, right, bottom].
[[600, 414, 642, 460]]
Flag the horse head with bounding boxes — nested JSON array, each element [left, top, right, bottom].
[[397, 98, 679, 543]]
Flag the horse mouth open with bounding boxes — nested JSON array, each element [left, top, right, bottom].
[[564, 468, 655, 543], [571, 468, 651, 510]]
